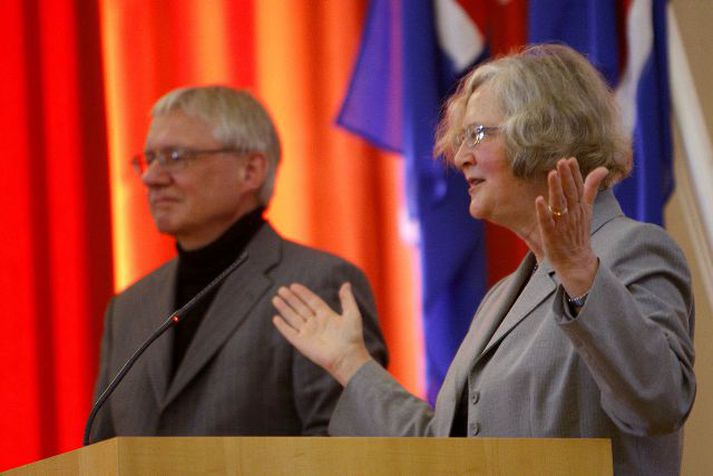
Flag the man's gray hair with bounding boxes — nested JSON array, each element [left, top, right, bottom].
[[151, 85, 281, 205]]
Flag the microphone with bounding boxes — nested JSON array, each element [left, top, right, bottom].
[[83, 251, 249, 446]]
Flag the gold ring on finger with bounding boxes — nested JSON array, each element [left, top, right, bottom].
[[548, 204, 568, 218]]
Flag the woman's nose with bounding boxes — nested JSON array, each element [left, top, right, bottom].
[[453, 142, 474, 170]]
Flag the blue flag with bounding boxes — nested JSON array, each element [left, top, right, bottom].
[[529, 0, 672, 224], [339, 0, 487, 403]]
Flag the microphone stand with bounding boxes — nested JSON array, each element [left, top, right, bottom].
[[83, 252, 248, 446]]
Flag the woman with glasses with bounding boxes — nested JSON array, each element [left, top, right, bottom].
[[272, 44, 695, 475]]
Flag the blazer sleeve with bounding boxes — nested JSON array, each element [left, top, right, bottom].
[[553, 221, 696, 436], [328, 274, 511, 437], [329, 360, 435, 436], [291, 259, 388, 435]]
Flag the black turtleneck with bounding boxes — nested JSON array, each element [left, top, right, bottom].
[[171, 206, 265, 378]]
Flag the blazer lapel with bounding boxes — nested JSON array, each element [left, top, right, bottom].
[[479, 263, 557, 359], [472, 256, 538, 361], [435, 255, 535, 433], [145, 260, 179, 408], [160, 224, 280, 410]]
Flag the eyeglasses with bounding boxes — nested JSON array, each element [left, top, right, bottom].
[[130, 148, 244, 175], [455, 124, 500, 149]]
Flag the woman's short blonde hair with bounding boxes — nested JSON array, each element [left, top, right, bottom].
[[434, 44, 631, 188]]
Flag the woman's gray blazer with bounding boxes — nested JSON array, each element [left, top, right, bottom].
[[329, 190, 695, 476]]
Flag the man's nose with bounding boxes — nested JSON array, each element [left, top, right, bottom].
[[141, 160, 171, 186]]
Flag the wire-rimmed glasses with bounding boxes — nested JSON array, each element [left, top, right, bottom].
[[130, 148, 244, 175], [455, 124, 500, 150]]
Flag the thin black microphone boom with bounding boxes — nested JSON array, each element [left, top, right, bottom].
[[83, 251, 249, 446]]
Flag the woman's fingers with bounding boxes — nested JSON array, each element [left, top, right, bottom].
[[569, 158, 585, 198], [272, 293, 308, 329], [536, 159, 602, 298], [276, 286, 313, 321], [289, 283, 334, 316], [273, 282, 354, 330], [547, 169, 567, 216], [547, 158, 602, 219], [558, 158, 579, 210], [535, 195, 555, 231], [271, 282, 370, 384], [339, 283, 358, 317], [272, 314, 300, 341]]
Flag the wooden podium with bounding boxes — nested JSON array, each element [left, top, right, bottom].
[[6, 436, 612, 475]]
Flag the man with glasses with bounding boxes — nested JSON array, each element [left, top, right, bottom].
[[88, 85, 387, 442]]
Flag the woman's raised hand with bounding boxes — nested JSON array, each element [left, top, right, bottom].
[[272, 282, 372, 386], [535, 157, 609, 298]]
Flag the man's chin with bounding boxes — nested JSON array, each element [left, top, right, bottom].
[[151, 216, 181, 237]]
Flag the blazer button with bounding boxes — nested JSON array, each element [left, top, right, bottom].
[[471, 391, 480, 405], [469, 422, 480, 436]]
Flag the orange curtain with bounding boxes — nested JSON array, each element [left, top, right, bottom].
[[0, 0, 421, 470]]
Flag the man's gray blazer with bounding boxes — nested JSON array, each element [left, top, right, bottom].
[[90, 223, 387, 441], [329, 190, 695, 476]]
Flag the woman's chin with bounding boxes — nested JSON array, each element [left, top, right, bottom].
[[468, 203, 486, 220], [469, 202, 499, 225]]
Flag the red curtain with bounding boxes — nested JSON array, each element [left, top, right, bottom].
[[0, 0, 114, 468], [0, 0, 421, 470]]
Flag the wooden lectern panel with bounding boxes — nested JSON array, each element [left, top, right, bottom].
[[6, 436, 612, 475]]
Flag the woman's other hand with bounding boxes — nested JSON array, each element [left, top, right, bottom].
[[535, 157, 609, 298], [272, 282, 372, 386]]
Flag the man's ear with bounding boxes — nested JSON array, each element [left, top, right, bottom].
[[241, 153, 268, 191]]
